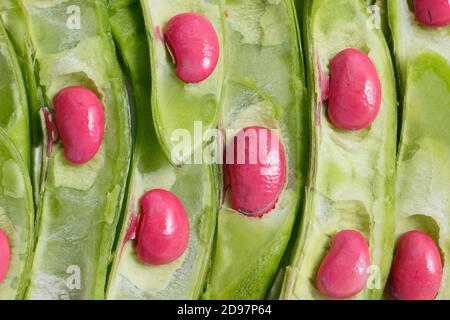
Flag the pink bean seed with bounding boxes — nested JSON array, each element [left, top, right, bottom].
[[413, 0, 450, 27], [53, 86, 105, 164], [316, 230, 370, 299], [164, 13, 220, 83], [388, 231, 442, 300], [328, 48, 382, 131], [226, 126, 286, 217], [136, 189, 190, 265]]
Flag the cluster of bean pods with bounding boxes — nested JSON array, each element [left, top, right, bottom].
[[0, 0, 448, 301]]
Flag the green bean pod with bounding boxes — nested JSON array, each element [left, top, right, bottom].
[[388, 0, 450, 299], [17, 0, 132, 299], [202, 0, 307, 300], [0, 98, 33, 300], [106, 0, 219, 299], [0, 18, 30, 170], [0, 0, 47, 203], [0, 13, 34, 301], [139, 0, 224, 165], [280, 0, 397, 300]]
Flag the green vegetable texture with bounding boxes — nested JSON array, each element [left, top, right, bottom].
[[202, 0, 308, 300], [0, 128, 34, 300], [140, 0, 224, 165], [388, 0, 450, 299], [17, 0, 132, 299], [0, 0, 448, 301], [0, 13, 34, 301], [0, 17, 30, 170], [280, 0, 397, 300], [106, 0, 219, 299], [0, 0, 47, 203]]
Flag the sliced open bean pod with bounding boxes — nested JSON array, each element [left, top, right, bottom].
[[280, 0, 397, 300], [0, 229, 10, 285], [107, 0, 218, 300], [328, 48, 382, 131], [140, 0, 224, 165], [0, 17, 30, 170], [19, 0, 132, 300], [202, 0, 307, 299], [0, 15, 34, 300], [388, 0, 450, 299], [0, 128, 34, 300]]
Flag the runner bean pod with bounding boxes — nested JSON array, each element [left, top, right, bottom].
[[280, 0, 397, 300]]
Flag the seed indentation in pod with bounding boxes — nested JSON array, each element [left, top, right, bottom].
[[316, 230, 370, 299], [413, 0, 450, 27], [164, 13, 220, 83], [226, 126, 286, 217], [136, 189, 190, 265], [328, 48, 381, 131], [388, 230, 442, 300], [53, 86, 105, 164], [0, 229, 10, 284]]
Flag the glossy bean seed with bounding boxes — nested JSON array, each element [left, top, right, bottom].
[[0, 229, 10, 284], [413, 0, 450, 27], [328, 48, 382, 130], [53, 86, 105, 164], [226, 126, 286, 217], [316, 230, 370, 299], [164, 13, 220, 83], [388, 231, 442, 300], [136, 189, 190, 265]]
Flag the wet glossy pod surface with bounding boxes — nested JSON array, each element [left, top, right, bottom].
[[316, 230, 370, 299], [22, 0, 132, 300], [413, 0, 450, 27], [164, 13, 220, 83], [328, 48, 382, 130], [388, 231, 442, 300], [227, 127, 286, 217], [54, 86, 105, 165], [136, 189, 190, 265]]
